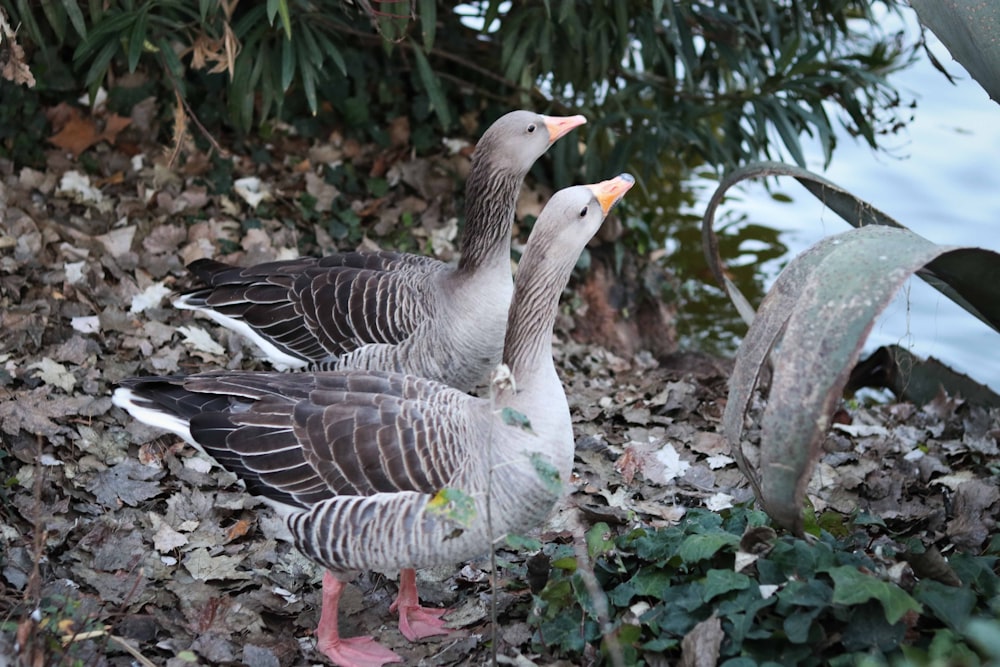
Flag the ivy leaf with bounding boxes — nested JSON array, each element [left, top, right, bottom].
[[827, 565, 921, 624], [702, 569, 751, 602], [585, 522, 615, 559], [913, 579, 977, 631], [529, 453, 562, 496], [500, 406, 533, 432], [426, 487, 476, 532], [677, 532, 739, 564], [505, 533, 543, 551]]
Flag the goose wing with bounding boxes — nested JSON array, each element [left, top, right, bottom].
[[125, 371, 483, 509], [177, 254, 442, 364]]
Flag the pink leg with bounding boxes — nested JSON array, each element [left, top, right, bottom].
[[316, 571, 402, 667], [388, 568, 451, 641]]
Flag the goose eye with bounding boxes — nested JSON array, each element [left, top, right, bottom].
[[526, 124, 537, 134], [579, 206, 589, 217]]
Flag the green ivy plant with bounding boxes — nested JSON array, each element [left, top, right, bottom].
[[527, 507, 1000, 665]]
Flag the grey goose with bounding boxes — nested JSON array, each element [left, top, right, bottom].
[[175, 111, 586, 391], [113, 174, 634, 667]]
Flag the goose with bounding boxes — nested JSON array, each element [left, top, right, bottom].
[[113, 174, 634, 667], [174, 110, 587, 391]]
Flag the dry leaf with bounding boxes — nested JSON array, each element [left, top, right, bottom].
[[0, 12, 35, 87], [225, 519, 252, 543], [49, 109, 131, 157]]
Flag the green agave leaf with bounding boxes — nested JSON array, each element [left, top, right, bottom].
[[911, 0, 1000, 104], [704, 162, 1000, 336], [703, 162, 1000, 532], [749, 227, 1000, 531]]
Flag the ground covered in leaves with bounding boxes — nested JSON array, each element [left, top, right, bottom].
[[0, 101, 998, 666]]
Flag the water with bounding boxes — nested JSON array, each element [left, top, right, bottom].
[[696, 19, 1000, 393]]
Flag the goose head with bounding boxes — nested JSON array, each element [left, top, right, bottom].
[[473, 110, 587, 176], [525, 173, 636, 263]]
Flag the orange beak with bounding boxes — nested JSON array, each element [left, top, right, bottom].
[[541, 114, 587, 144], [588, 173, 635, 215]]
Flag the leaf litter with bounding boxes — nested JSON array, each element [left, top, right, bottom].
[[0, 113, 997, 666]]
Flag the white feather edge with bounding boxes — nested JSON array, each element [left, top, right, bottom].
[[172, 295, 308, 371], [111, 386, 300, 525]]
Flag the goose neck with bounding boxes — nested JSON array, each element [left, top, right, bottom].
[[457, 163, 523, 273]]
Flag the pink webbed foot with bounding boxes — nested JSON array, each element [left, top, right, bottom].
[[316, 635, 402, 667], [318, 571, 402, 667], [389, 568, 453, 641]]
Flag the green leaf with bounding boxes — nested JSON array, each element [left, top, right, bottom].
[[528, 453, 562, 496], [40, 0, 67, 43], [409, 39, 451, 129], [61, 0, 87, 39], [912, 579, 977, 631], [425, 487, 476, 528], [632, 528, 681, 564], [827, 565, 921, 624], [505, 533, 542, 551], [677, 532, 739, 564], [155, 36, 185, 91], [280, 36, 295, 92], [783, 608, 821, 643], [585, 522, 614, 559], [83, 38, 119, 89], [126, 8, 149, 73], [911, 0, 1000, 103], [702, 568, 751, 601], [500, 407, 533, 432], [74, 11, 133, 63], [703, 162, 1000, 532], [551, 556, 577, 572], [418, 0, 436, 51]]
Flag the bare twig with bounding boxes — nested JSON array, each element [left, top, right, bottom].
[[571, 522, 625, 667]]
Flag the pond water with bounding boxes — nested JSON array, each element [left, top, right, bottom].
[[690, 17, 1000, 393]]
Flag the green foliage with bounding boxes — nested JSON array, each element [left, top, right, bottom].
[[501, 406, 534, 432], [3, 1, 917, 186], [426, 487, 477, 529], [529, 506, 1000, 665]]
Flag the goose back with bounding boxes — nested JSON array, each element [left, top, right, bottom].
[[174, 111, 587, 391]]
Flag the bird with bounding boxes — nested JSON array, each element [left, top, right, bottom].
[[113, 174, 634, 667], [173, 110, 587, 392]]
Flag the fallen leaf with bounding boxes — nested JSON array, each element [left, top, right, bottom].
[[233, 176, 270, 209], [95, 225, 136, 256], [58, 170, 104, 203], [87, 459, 164, 507], [680, 613, 724, 667], [183, 548, 251, 582], [0, 14, 35, 87], [27, 357, 77, 392], [225, 519, 252, 543], [177, 325, 226, 356], [154, 522, 190, 552], [130, 282, 171, 313]]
